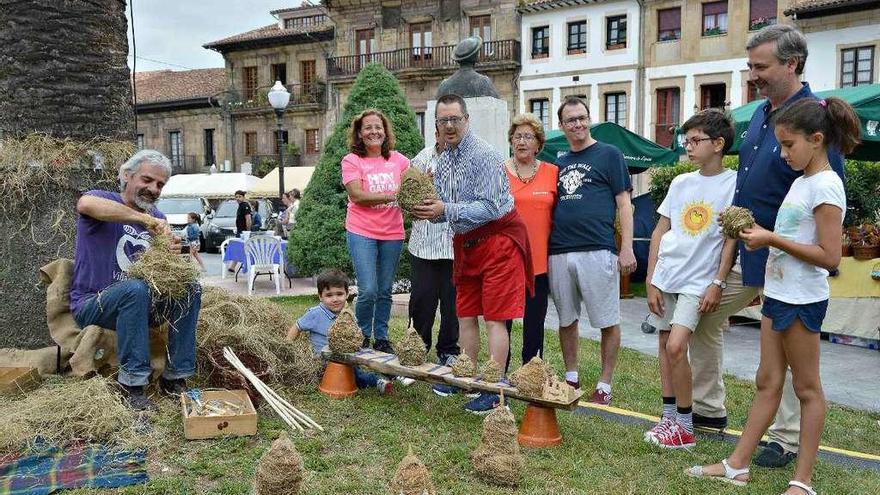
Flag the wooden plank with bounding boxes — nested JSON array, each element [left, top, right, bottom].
[[0, 367, 42, 396], [321, 348, 583, 410]]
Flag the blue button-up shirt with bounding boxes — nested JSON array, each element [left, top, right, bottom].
[[735, 82, 845, 287], [432, 129, 514, 234]]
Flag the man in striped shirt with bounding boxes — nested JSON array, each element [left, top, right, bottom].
[[413, 93, 534, 414], [408, 130, 460, 367]]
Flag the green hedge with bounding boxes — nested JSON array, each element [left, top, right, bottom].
[[287, 63, 424, 277]]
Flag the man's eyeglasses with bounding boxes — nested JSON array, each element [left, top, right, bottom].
[[683, 137, 714, 148], [436, 116, 466, 127], [563, 116, 589, 127], [512, 133, 536, 142]]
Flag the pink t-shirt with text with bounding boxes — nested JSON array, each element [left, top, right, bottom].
[[341, 151, 409, 240]]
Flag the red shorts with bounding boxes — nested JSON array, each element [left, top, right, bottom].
[[454, 233, 525, 320]]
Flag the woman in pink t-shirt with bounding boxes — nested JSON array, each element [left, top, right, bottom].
[[342, 109, 409, 353]]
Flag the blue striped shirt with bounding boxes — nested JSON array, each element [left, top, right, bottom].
[[432, 129, 514, 234]]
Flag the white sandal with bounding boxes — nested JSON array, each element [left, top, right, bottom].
[[685, 458, 749, 486], [787, 480, 817, 495]]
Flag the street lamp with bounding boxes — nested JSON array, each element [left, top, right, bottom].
[[267, 80, 291, 201]]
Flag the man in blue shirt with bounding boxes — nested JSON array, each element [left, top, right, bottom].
[[689, 25, 845, 468]]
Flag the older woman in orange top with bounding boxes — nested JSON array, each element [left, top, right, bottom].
[[504, 113, 558, 367]]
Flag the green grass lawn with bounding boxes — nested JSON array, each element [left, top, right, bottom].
[[66, 295, 879, 494]]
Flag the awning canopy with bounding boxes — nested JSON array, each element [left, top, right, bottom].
[[159, 172, 261, 199], [673, 83, 880, 160], [248, 166, 316, 198], [538, 122, 681, 173]]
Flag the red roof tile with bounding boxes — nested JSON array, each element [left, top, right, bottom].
[[203, 23, 333, 51], [785, 0, 879, 15], [134, 68, 227, 104]]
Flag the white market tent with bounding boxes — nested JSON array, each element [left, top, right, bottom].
[[248, 166, 316, 198], [159, 173, 261, 199]]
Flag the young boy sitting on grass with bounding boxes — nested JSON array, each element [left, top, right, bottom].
[[286, 268, 393, 395], [644, 109, 738, 449]]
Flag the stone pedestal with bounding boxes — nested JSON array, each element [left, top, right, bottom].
[[425, 96, 510, 157]]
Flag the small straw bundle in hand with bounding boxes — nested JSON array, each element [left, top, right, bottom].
[[127, 233, 199, 300], [396, 167, 438, 213], [471, 394, 524, 487], [254, 433, 305, 495], [719, 206, 756, 239], [390, 446, 437, 495]]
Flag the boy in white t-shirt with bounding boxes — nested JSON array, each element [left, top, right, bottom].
[[644, 109, 738, 449]]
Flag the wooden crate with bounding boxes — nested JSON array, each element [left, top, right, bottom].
[[181, 389, 258, 440], [0, 367, 42, 396]]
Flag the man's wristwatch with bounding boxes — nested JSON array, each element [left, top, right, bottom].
[[711, 279, 727, 290]]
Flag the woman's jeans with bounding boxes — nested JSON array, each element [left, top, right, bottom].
[[346, 231, 403, 342], [73, 278, 201, 387]]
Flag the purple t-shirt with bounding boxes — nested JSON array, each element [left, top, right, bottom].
[[69, 190, 165, 314]]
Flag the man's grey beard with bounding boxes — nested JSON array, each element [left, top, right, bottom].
[[134, 193, 157, 211]]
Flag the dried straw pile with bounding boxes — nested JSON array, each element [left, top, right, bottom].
[[719, 206, 756, 239], [451, 354, 476, 378], [254, 433, 304, 495], [327, 308, 363, 354], [127, 234, 200, 300], [471, 395, 524, 487], [0, 376, 158, 453], [197, 287, 321, 386], [396, 326, 426, 366], [389, 446, 436, 495], [509, 356, 553, 397], [480, 356, 503, 383], [396, 167, 438, 214]]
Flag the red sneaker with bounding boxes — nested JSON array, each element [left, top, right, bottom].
[[589, 388, 611, 405], [566, 379, 581, 390], [650, 420, 695, 449], [644, 416, 675, 442]]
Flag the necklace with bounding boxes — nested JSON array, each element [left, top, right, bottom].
[[511, 158, 539, 183]]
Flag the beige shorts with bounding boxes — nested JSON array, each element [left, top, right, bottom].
[[647, 292, 702, 332], [548, 250, 620, 329]]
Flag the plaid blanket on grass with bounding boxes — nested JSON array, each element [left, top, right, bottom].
[[0, 444, 148, 494]]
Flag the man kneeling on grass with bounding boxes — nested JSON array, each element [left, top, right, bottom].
[[286, 268, 407, 394], [70, 149, 201, 411], [644, 109, 737, 448]]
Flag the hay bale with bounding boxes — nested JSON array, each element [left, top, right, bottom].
[[471, 396, 524, 487], [390, 446, 436, 495], [127, 234, 200, 300], [396, 167, 438, 214], [327, 308, 362, 354], [509, 356, 552, 397], [396, 326, 426, 366], [451, 354, 476, 378], [254, 433, 304, 495], [480, 356, 503, 383], [719, 206, 756, 239], [197, 287, 321, 387], [0, 376, 156, 453]]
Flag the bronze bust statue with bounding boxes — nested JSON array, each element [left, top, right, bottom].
[[436, 36, 499, 99]]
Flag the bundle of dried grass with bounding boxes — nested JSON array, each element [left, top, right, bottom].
[[390, 446, 436, 495], [719, 206, 756, 239], [127, 234, 200, 300], [396, 326, 426, 366], [197, 287, 321, 386], [396, 167, 438, 214], [327, 308, 363, 354], [509, 356, 552, 397], [254, 433, 304, 495], [450, 354, 476, 378], [0, 376, 158, 453], [471, 395, 524, 487], [480, 356, 503, 383]]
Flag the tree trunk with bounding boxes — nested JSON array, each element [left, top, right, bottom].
[[0, 0, 133, 140]]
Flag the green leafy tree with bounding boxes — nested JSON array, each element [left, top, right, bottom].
[[288, 63, 425, 277]]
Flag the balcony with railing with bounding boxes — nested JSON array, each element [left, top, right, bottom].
[[232, 82, 326, 114], [327, 40, 521, 78]]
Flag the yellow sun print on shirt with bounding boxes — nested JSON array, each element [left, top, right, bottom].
[[680, 201, 713, 236]]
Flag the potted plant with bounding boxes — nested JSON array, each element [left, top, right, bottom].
[[847, 223, 880, 260]]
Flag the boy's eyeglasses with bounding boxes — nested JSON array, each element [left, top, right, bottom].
[[683, 137, 714, 148]]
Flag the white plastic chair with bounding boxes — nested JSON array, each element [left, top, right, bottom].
[[219, 237, 234, 279], [244, 235, 282, 295]]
